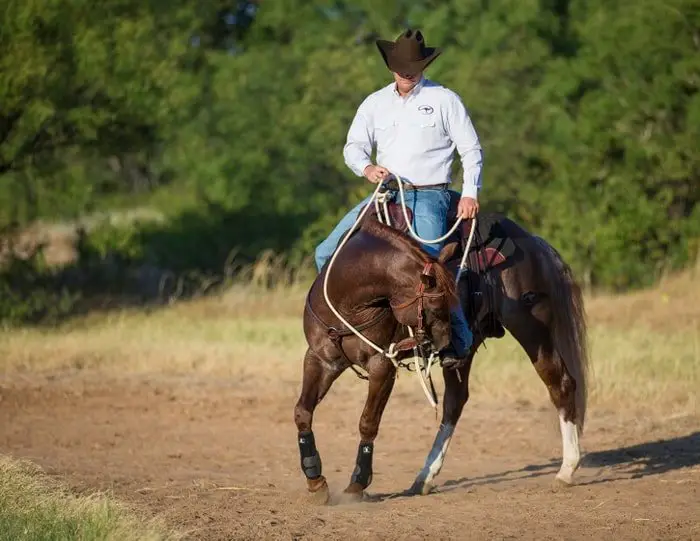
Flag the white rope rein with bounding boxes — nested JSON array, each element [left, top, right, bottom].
[[457, 215, 477, 282], [395, 178, 465, 245], [321, 172, 477, 410], [322, 181, 400, 360], [376, 175, 478, 295]]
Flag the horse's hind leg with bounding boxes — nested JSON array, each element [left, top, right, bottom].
[[342, 354, 396, 499], [503, 309, 580, 485], [294, 349, 344, 502]]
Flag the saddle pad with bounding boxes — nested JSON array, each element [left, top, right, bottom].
[[466, 212, 521, 272], [444, 201, 522, 273], [466, 246, 507, 273]]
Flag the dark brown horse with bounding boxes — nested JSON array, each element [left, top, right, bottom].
[[296, 217, 459, 502], [295, 201, 589, 502], [408, 206, 589, 495]]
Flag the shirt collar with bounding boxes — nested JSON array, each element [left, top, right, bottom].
[[392, 76, 426, 99]]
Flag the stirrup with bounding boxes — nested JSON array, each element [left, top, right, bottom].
[[439, 347, 469, 370]]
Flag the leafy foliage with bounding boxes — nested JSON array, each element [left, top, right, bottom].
[[1, 0, 699, 323]]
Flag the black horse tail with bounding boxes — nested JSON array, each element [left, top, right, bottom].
[[534, 237, 590, 433]]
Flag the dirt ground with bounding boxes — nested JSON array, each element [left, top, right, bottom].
[[1, 372, 698, 541]]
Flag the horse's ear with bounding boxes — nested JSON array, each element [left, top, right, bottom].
[[438, 241, 459, 264]]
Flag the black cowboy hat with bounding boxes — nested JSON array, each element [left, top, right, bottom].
[[376, 29, 441, 75]]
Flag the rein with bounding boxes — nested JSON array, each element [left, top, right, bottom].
[[377, 181, 477, 281], [390, 262, 444, 338], [317, 173, 477, 410]]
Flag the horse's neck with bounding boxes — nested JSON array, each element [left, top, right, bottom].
[[336, 252, 392, 311], [316, 233, 420, 319], [347, 243, 420, 308]]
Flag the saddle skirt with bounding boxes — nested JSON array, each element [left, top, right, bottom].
[[445, 194, 519, 274]]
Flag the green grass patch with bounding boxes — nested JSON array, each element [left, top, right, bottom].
[[0, 456, 174, 541]]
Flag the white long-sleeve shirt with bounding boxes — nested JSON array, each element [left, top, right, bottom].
[[343, 78, 483, 199]]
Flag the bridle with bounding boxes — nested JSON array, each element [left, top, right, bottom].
[[313, 176, 474, 410], [389, 262, 448, 346], [308, 261, 448, 357]]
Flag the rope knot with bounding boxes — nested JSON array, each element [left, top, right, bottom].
[[320, 171, 477, 412], [376, 192, 392, 205]]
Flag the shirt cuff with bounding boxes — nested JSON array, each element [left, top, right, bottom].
[[460, 184, 479, 200], [357, 160, 373, 177]]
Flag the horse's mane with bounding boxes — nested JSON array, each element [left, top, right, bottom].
[[359, 218, 457, 302]]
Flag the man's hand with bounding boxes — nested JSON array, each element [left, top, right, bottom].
[[363, 164, 391, 184], [458, 197, 479, 219]]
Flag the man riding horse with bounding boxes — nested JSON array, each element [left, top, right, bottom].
[[315, 29, 483, 369]]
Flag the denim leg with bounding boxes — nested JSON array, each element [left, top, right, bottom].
[[314, 194, 373, 272], [402, 189, 447, 258], [409, 189, 473, 356], [315, 188, 473, 356], [448, 303, 473, 356]]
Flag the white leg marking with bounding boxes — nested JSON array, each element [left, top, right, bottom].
[[412, 423, 455, 495], [423, 434, 453, 486], [556, 410, 581, 484]]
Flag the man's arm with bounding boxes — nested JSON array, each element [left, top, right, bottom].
[[444, 91, 483, 200], [343, 97, 375, 177]]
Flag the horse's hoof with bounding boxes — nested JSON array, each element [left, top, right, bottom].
[[554, 473, 575, 488], [343, 483, 365, 500], [554, 464, 577, 488], [337, 483, 365, 504], [420, 481, 436, 495], [306, 476, 330, 505], [409, 480, 435, 496]]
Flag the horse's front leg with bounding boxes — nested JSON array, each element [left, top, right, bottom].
[[294, 349, 344, 503], [343, 353, 396, 499], [410, 351, 475, 495]]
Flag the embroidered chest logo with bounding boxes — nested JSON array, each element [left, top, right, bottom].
[[418, 105, 434, 115]]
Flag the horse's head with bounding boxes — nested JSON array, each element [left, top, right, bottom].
[[390, 255, 458, 353]]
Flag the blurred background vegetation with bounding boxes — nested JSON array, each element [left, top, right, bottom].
[[1, 0, 699, 324]]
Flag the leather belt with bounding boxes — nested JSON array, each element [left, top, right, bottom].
[[401, 183, 448, 191]]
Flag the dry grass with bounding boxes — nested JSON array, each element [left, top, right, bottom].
[[0, 456, 174, 541], [0, 272, 698, 416], [586, 264, 700, 333], [0, 271, 697, 540]]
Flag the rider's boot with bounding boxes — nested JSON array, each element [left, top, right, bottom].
[[440, 303, 473, 370]]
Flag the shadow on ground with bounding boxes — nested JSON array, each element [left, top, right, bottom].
[[367, 431, 700, 502]]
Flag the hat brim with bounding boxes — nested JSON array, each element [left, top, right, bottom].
[[376, 40, 442, 75]]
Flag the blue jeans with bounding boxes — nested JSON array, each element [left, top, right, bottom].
[[314, 188, 472, 357]]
